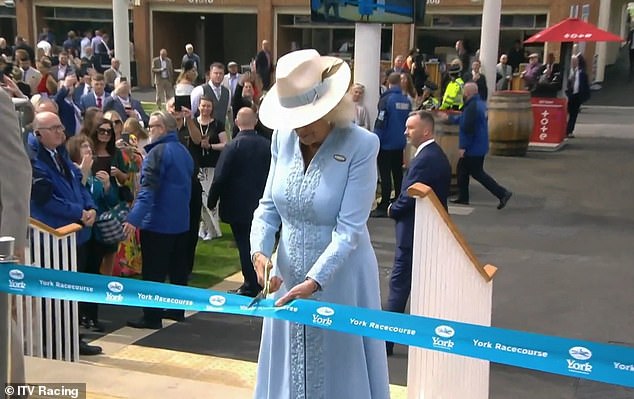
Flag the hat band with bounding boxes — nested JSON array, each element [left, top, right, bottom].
[[279, 79, 331, 108]]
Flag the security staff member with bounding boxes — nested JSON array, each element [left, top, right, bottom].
[[440, 64, 464, 110]]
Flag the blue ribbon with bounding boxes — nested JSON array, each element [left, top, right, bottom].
[[2, 264, 633, 388]]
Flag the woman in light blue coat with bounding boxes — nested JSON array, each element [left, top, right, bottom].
[[251, 49, 390, 399]]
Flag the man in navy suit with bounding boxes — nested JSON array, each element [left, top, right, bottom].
[[79, 73, 109, 112], [72, 71, 91, 107], [207, 107, 271, 297], [54, 74, 83, 137], [384, 110, 451, 356], [103, 78, 149, 126]]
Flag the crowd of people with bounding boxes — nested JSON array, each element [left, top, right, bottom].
[[0, 24, 594, 398], [0, 28, 279, 357]]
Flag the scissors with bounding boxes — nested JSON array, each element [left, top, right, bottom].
[[248, 257, 272, 308]]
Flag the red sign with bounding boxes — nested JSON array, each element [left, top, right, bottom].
[[529, 97, 567, 149]]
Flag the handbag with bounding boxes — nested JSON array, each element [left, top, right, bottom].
[[94, 203, 129, 245]]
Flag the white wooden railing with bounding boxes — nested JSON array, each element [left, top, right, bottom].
[[407, 183, 498, 399], [12, 219, 83, 362]]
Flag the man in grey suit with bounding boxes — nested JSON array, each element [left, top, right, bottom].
[[152, 48, 174, 109], [50, 51, 75, 83], [0, 87, 32, 393]]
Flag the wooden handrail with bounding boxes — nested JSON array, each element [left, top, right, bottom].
[[407, 183, 498, 282], [28, 218, 83, 238]]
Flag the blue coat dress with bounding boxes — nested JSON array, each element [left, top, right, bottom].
[[250, 124, 390, 399]]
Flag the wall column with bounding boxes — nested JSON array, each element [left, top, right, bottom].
[[257, 0, 273, 58], [594, 0, 612, 82], [113, 0, 131, 79], [133, 0, 150, 87], [392, 24, 412, 60], [15, 0, 34, 45], [354, 23, 382, 125], [479, 0, 502, 98]]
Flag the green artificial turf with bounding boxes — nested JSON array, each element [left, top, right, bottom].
[[189, 223, 240, 289]]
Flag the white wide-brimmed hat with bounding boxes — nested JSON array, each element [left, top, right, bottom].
[[259, 49, 351, 130]]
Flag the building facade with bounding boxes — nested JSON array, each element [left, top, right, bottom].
[[7, 0, 628, 87]]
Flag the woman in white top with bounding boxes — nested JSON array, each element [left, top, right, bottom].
[[349, 83, 371, 130]]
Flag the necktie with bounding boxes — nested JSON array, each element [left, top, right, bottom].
[[214, 86, 221, 100], [96, 96, 102, 109], [53, 151, 67, 177]]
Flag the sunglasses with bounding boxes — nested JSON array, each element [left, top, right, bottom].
[[97, 128, 113, 135], [109, 119, 123, 125]]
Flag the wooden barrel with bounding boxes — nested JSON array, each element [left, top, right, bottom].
[[433, 112, 460, 187], [488, 91, 533, 156]]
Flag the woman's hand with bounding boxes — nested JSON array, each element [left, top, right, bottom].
[[275, 279, 319, 307], [80, 154, 93, 177], [253, 253, 283, 296], [95, 170, 110, 191], [200, 137, 211, 150], [110, 166, 128, 184]]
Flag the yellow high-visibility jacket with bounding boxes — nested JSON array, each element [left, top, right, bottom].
[[440, 77, 465, 110]]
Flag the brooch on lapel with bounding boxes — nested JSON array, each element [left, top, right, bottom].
[[333, 154, 347, 162]]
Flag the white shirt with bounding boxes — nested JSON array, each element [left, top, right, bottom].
[[80, 37, 91, 58], [160, 58, 168, 79], [414, 138, 435, 157], [93, 92, 105, 109], [190, 82, 222, 113], [573, 69, 580, 94], [57, 65, 67, 81], [65, 98, 82, 135]]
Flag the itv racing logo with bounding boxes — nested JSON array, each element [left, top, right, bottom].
[[106, 281, 124, 302], [313, 306, 334, 327], [432, 325, 455, 351], [8, 269, 26, 291], [567, 346, 593, 375]]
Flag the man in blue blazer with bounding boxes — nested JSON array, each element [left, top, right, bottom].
[[72, 71, 92, 107], [385, 110, 451, 355], [54, 74, 83, 137], [207, 107, 271, 297], [79, 73, 109, 112]]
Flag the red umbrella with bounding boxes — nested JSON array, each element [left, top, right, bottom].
[[524, 17, 624, 43]]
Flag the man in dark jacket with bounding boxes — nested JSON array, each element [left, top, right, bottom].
[[384, 110, 451, 356], [124, 110, 194, 329], [30, 111, 102, 355], [208, 107, 271, 297], [447, 82, 512, 209], [371, 72, 412, 217]]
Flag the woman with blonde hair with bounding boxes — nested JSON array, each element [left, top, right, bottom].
[[349, 83, 371, 130], [35, 57, 57, 97], [122, 117, 149, 156]]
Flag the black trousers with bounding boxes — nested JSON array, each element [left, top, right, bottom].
[[629, 49, 634, 79], [79, 236, 117, 322], [230, 222, 260, 292], [567, 94, 583, 135], [456, 156, 507, 202], [186, 180, 203, 276], [377, 149, 403, 209], [140, 230, 190, 323]]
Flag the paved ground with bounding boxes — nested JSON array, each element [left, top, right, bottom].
[[24, 104, 634, 398]]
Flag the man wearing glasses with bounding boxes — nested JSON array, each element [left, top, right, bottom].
[[124, 111, 193, 329], [29, 111, 103, 355]]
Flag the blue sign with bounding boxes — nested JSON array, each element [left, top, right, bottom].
[[1, 264, 633, 388]]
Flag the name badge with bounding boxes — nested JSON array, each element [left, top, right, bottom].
[[333, 154, 346, 162]]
